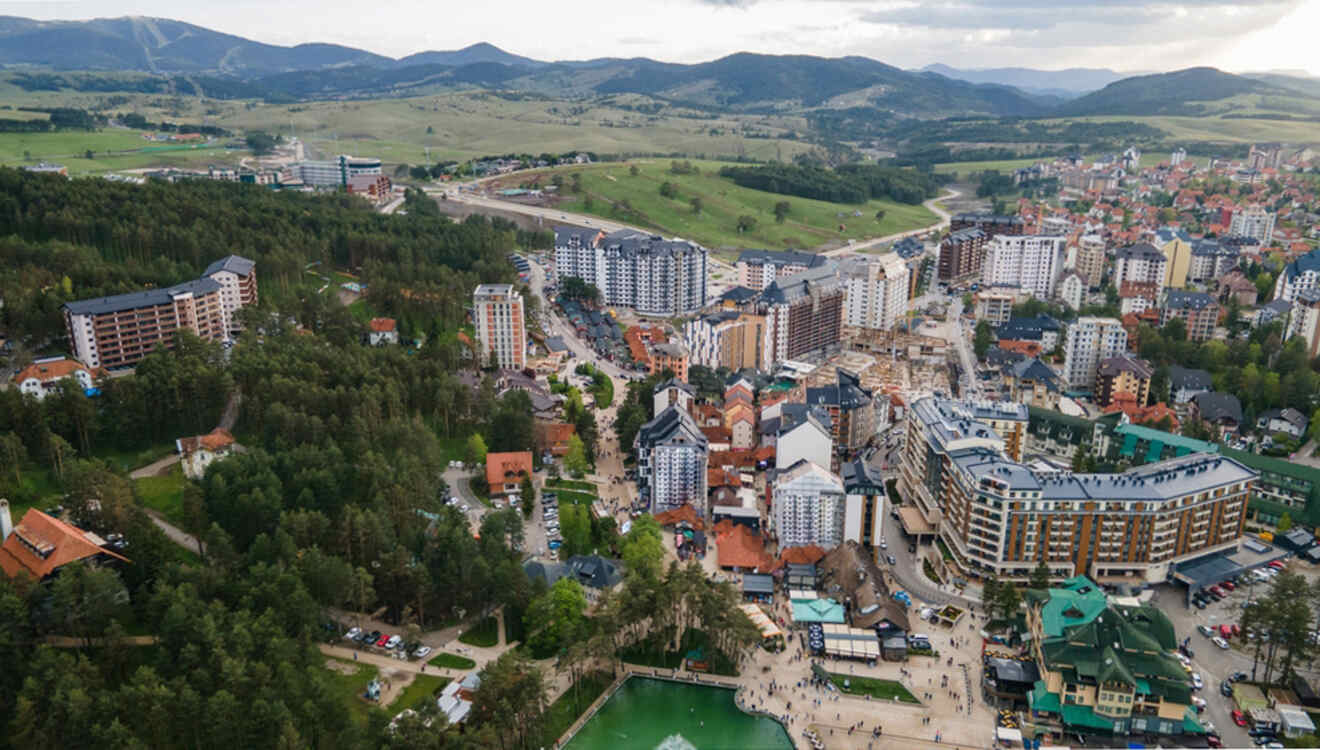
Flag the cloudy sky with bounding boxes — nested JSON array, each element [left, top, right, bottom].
[[5, 0, 1319, 74]]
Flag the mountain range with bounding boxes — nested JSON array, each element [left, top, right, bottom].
[[1, 16, 1319, 121]]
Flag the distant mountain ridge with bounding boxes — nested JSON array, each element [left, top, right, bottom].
[[918, 64, 1136, 96], [0, 16, 1317, 121]]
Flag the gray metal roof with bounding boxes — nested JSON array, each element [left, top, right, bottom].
[[637, 405, 707, 450], [64, 277, 222, 316], [760, 263, 840, 306], [1164, 290, 1217, 310], [955, 450, 1256, 502], [1169, 366, 1212, 391], [1194, 391, 1242, 424], [1115, 242, 1164, 262], [202, 254, 255, 277], [735, 248, 827, 268]]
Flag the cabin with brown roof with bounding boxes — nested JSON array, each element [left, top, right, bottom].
[[176, 428, 237, 479], [485, 451, 533, 500], [367, 317, 399, 346], [0, 501, 129, 582]]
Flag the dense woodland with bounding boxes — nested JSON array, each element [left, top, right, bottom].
[[717, 163, 939, 205], [0, 171, 756, 748]]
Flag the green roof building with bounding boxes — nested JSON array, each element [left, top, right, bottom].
[[1110, 423, 1219, 465], [1221, 447, 1320, 528], [1027, 576, 1202, 741]]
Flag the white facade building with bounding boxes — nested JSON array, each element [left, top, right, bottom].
[[842, 253, 909, 331], [1058, 273, 1085, 311], [1230, 204, 1276, 246], [473, 284, 526, 370], [1113, 242, 1168, 287], [12, 357, 96, 401], [980, 235, 1067, 299], [202, 255, 258, 337], [635, 406, 708, 516], [775, 404, 833, 471], [772, 459, 846, 549], [297, 155, 382, 188], [554, 226, 708, 316], [1062, 317, 1128, 390]]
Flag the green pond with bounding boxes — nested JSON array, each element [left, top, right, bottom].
[[566, 677, 793, 750]]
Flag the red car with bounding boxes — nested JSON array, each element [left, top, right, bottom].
[[1269, 560, 1285, 569], [1208, 585, 1223, 596], [375, 634, 390, 648], [1232, 709, 1247, 727], [1219, 624, 1233, 639], [1231, 624, 1241, 637], [1221, 581, 1236, 591]]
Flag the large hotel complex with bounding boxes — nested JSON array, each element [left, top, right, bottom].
[[64, 255, 257, 369], [898, 396, 1257, 584]]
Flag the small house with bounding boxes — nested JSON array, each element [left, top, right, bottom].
[[177, 428, 237, 480]]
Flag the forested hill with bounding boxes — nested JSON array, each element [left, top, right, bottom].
[[1055, 67, 1318, 116], [0, 171, 527, 344]]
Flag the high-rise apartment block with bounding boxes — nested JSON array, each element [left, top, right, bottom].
[[473, 284, 526, 370], [635, 406, 709, 516], [980, 235, 1067, 299], [772, 459, 847, 549], [735, 249, 828, 291], [553, 227, 707, 316], [1230, 204, 1276, 246], [683, 310, 765, 371], [759, 264, 844, 367], [1074, 234, 1106, 288], [842, 253, 909, 331], [937, 227, 988, 283], [1062, 317, 1128, 390], [1113, 243, 1167, 287], [898, 395, 1256, 583], [64, 255, 256, 369]]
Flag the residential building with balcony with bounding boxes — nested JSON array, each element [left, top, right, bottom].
[[1113, 243, 1167, 287], [1062, 317, 1128, 391], [636, 405, 709, 516], [759, 264, 844, 367], [1230, 204, 1276, 245], [806, 369, 875, 457], [473, 284, 526, 370], [1095, 356, 1153, 409], [897, 396, 1257, 585], [981, 235, 1067, 299], [937, 227, 988, 283], [842, 253, 909, 331], [202, 255, 258, 337], [553, 226, 708, 316], [64, 278, 227, 370], [772, 459, 847, 549], [735, 249, 828, 290], [682, 310, 765, 371], [1160, 290, 1219, 343]]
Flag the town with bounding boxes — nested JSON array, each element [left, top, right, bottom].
[[2, 7, 1320, 750]]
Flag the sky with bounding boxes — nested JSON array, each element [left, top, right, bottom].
[[3, 0, 1319, 75]]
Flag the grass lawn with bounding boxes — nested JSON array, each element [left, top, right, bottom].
[[459, 616, 499, 647], [323, 657, 381, 727], [96, 441, 178, 474], [536, 671, 614, 748], [428, 652, 477, 670], [829, 674, 920, 703], [387, 674, 450, 713], [548, 160, 937, 253], [134, 464, 187, 524], [0, 129, 242, 174], [547, 488, 597, 506]]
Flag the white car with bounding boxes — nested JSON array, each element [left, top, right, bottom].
[[413, 646, 433, 660], [344, 627, 362, 641], [1191, 672, 1203, 690], [385, 635, 403, 650], [1213, 637, 1230, 650]]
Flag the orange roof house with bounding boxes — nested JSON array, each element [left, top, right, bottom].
[[176, 428, 237, 480], [714, 520, 773, 571], [0, 505, 129, 581], [655, 503, 705, 530], [369, 317, 397, 332], [533, 421, 576, 457], [485, 451, 533, 497]]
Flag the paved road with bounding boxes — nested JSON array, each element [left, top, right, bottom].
[[944, 296, 981, 400], [144, 509, 205, 556], [820, 188, 960, 258]]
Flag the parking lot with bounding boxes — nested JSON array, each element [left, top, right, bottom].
[[1161, 560, 1302, 749]]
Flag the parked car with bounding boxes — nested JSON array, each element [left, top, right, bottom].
[[385, 635, 402, 650], [366, 630, 381, 644], [1221, 580, 1236, 591], [886, 555, 897, 566], [1233, 710, 1247, 727], [1213, 637, 1230, 650], [1231, 671, 1249, 682], [345, 627, 362, 641], [1191, 672, 1203, 690], [1221, 681, 1234, 697], [1206, 735, 1222, 749], [413, 646, 432, 660], [375, 634, 391, 648]]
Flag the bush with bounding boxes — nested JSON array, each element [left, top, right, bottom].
[[427, 652, 477, 670]]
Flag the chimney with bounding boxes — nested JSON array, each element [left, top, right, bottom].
[[0, 498, 12, 543]]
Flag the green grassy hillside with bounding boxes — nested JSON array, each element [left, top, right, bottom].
[[544, 160, 938, 254]]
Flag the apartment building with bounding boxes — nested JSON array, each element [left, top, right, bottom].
[[735, 249, 828, 290], [1113, 243, 1167, 287], [1275, 247, 1320, 303], [65, 278, 228, 369], [635, 405, 709, 516], [1230, 204, 1276, 245], [1062, 317, 1128, 391], [841, 458, 886, 548], [553, 226, 708, 316], [841, 253, 909, 331], [981, 235, 1068, 299], [806, 369, 876, 457], [976, 290, 1016, 327], [1160, 290, 1219, 343], [1074, 234, 1106, 288], [1095, 356, 1153, 409], [473, 284, 526, 370], [683, 310, 765, 371], [202, 255, 258, 337], [1154, 228, 1193, 289], [1187, 238, 1238, 284], [937, 227, 988, 283], [1285, 288, 1320, 359], [759, 264, 844, 367], [899, 395, 1256, 584], [772, 459, 847, 549], [950, 213, 1027, 236]]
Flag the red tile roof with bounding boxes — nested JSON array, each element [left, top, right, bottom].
[[775, 545, 827, 568], [369, 317, 397, 332], [178, 428, 236, 454], [655, 503, 704, 530], [12, 358, 98, 385], [485, 451, 532, 490], [0, 508, 129, 580], [714, 521, 773, 571]]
